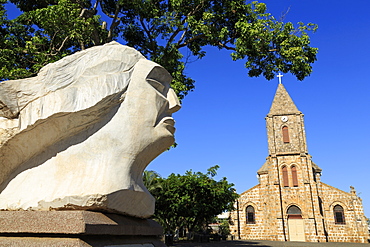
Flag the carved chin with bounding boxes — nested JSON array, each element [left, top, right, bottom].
[[145, 133, 175, 158], [156, 127, 175, 145]]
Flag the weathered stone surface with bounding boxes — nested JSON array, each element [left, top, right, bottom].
[[268, 83, 300, 116], [0, 42, 181, 218], [230, 84, 369, 243], [0, 237, 163, 247], [0, 211, 165, 247], [0, 211, 163, 235], [0, 237, 90, 247]]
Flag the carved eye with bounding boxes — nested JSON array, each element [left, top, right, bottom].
[[147, 78, 165, 94]]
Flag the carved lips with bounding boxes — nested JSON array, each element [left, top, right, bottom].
[[160, 116, 176, 134]]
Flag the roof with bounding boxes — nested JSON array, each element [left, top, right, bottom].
[[257, 160, 269, 175], [268, 84, 301, 116], [312, 161, 322, 173]]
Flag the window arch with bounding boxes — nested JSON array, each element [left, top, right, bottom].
[[291, 166, 298, 187], [287, 205, 302, 215], [287, 205, 302, 219], [333, 205, 345, 224], [246, 205, 255, 224], [282, 166, 289, 187], [282, 126, 290, 143]]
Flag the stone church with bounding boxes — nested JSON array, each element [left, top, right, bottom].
[[230, 83, 369, 243]]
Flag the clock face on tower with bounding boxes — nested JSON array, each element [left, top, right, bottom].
[[281, 116, 288, 122]]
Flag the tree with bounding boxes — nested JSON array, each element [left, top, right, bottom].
[[1, 0, 317, 99], [151, 165, 239, 234], [142, 170, 162, 193]]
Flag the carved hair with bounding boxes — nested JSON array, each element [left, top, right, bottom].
[[0, 42, 145, 127], [0, 42, 146, 186]]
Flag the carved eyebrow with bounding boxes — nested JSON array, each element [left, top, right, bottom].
[[147, 78, 165, 93]]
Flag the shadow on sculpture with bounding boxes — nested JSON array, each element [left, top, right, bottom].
[[0, 41, 181, 219]]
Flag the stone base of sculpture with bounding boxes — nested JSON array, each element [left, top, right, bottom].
[[0, 211, 166, 247]]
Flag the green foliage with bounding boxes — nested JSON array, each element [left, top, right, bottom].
[[1, 0, 318, 99], [218, 219, 230, 236], [0, 0, 106, 80], [142, 170, 162, 193], [151, 165, 239, 234]]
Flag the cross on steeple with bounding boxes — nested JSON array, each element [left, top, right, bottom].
[[277, 73, 283, 84]]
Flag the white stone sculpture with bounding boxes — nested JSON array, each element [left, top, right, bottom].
[[0, 42, 181, 218]]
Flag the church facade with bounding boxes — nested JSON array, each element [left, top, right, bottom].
[[229, 84, 369, 243]]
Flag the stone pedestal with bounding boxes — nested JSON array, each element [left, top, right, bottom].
[[0, 211, 166, 247]]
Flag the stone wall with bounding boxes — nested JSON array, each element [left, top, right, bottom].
[[230, 179, 369, 243], [266, 114, 307, 156], [318, 183, 369, 243]]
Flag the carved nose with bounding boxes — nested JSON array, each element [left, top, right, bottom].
[[167, 88, 181, 114]]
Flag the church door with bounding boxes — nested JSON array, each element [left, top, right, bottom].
[[288, 216, 305, 241], [287, 206, 305, 242]]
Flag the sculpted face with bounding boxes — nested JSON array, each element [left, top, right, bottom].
[[102, 59, 181, 169], [125, 59, 180, 154], [0, 43, 180, 218], [113, 59, 181, 186]]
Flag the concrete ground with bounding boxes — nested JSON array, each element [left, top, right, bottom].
[[173, 240, 370, 247]]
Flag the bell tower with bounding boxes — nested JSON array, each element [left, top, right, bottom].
[[265, 83, 308, 156], [259, 83, 322, 180]]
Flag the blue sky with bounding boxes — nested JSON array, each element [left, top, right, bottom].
[[5, 1, 370, 217], [148, 0, 370, 217]]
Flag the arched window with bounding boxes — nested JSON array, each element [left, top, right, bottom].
[[282, 126, 290, 143], [246, 205, 255, 224], [282, 166, 289, 187], [334, 205, 345, 224], [287, 205, 302, 219], [291, 166, 298, 187]]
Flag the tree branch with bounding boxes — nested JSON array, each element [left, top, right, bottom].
[[166, 18, 187, 50], [107, 3, 121, 41], [79, 40, 85, 50], [91, 27, 101, 45], [176, 34, 206, 48], [279, 6, 291, 22], [217, 42, 236, 51], [49, 30, 60, 51], [170, 1, 204, 49], [57, 36, 70, 52], [92, 0, 100, 10], [139, 17, 156, 53], [190, 1, 205, 16], [177, 27, 188, 46]]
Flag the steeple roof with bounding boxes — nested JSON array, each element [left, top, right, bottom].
[[268, 84, 300, 115]]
